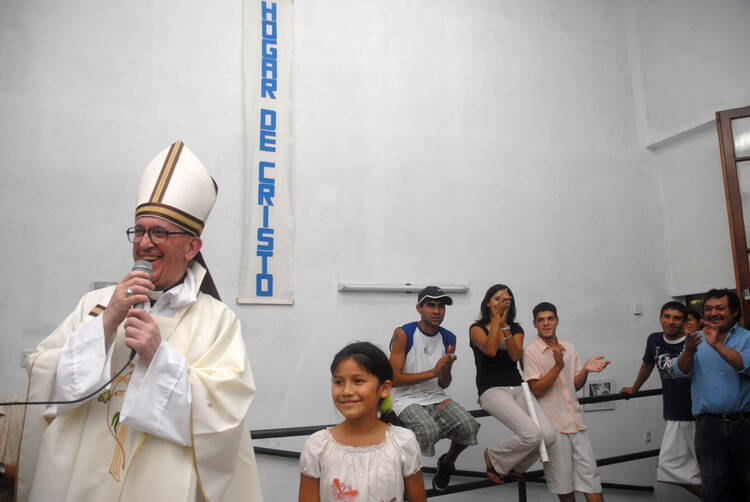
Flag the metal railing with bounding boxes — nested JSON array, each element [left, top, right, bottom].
[[251, 389, 664, 500]]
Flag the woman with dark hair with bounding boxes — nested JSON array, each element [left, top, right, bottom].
[[683, 309, 701, 337], [470, 284, 555, 484]]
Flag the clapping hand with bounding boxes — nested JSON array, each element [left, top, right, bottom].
[[701, 320, 720, 347], [584, 355, 610, 373], [435, 345, 457, 376], [491, 290, 512, 323], [684, 331, 703, 353], [552, 345, 565, 369]]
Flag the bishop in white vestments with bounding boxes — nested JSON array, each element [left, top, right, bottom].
[[17, 141, 264, 502]]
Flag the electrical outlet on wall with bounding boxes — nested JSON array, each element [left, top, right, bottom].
[[644, 430, 652, 443]]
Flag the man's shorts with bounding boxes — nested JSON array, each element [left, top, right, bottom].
[[397, 400, 479, 457], [543, 430, 602, 495], [657, 420, 701, 485]]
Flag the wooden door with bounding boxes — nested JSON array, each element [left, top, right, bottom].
[[717, 105, 750, 325]]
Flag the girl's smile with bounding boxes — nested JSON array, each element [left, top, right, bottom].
[[332, 358, 390, 422]]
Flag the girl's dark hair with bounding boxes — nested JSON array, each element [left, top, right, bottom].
[[330, 341, 393, 384], [477, 284, 517, 325]]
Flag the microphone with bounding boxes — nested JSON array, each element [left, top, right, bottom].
[[131, 260, 153, 309], [128, 260, 153, 360]]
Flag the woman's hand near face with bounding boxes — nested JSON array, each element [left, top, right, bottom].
[[499, 291, 512, 313], [490, 290, 511, 323]]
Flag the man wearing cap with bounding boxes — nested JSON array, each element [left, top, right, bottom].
[[17, 142, 263, 502], [389, 286, 480, 492]]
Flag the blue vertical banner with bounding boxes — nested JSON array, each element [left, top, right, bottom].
[[238, 0, 294, 304]]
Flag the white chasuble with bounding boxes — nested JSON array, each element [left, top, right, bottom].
[[17, 262, 263, 502]]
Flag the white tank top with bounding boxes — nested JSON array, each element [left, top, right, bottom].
[[391, 326, 450, 414]]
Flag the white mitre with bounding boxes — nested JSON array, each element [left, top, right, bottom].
[[135, 141, 217, 236]]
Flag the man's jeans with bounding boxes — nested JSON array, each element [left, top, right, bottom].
[[695, 413, 750, 501]]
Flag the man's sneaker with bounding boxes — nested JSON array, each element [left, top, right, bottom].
[[432, 454, 455, 491]]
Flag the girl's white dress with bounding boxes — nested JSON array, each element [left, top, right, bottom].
[[299, 424, 422, 502]]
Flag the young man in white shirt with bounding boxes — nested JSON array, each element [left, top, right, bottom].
[[389, 286, 479, 491]]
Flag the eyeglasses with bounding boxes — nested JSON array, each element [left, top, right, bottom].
[[126, 226, 191, 244]]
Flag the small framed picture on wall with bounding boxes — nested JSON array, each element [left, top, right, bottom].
[[583, 380, 615, 412]]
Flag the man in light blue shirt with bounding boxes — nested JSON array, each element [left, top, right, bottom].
[[675, 288, 750, 501]]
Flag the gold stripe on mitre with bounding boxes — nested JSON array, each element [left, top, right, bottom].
[[135, 202, 204, 236], [135, 141, 215, 237], [149, 141, 184, 203]]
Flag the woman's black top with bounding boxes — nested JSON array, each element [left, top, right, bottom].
[[469, 321, 524, 397]]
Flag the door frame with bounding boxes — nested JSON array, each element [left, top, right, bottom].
[[716, 105, 750, 325]]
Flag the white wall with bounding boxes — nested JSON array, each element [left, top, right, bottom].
[[650, 127, 737, 295], [0, 0, 246, 390], [628, 0, 750, 143], [2, 1, 748, 501], [625, 0, 750, 295]]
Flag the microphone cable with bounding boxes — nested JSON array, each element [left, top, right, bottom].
[[1, 260, 153, 408], [0, 350, 136, 407]]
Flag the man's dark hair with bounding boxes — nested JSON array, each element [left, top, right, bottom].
[[533, 302, 557, 320], [660, 301, 687, 317], [703, 288, 741, 320]]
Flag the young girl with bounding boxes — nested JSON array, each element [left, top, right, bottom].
[[299, 342, 427, 502]]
